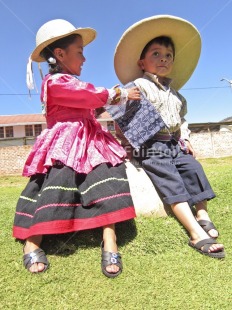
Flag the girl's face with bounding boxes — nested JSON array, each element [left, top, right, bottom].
[[138, 42, 174, 78], [54, 36, 85, 75]]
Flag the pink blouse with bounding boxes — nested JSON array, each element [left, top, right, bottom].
[[23, 74, 127, 176]]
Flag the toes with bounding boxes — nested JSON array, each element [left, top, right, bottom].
[[38, 262, 46, 272], [29, 263, 38, 273], [208, 243, 224, 252], [208, 229, 219, 238], [106, 264, 119, 274], [29, 263, 45, 273]]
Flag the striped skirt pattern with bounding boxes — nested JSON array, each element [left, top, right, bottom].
[[13, 162, 135, 240]]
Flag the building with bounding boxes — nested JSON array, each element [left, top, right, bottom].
[[0, 114, 46, 147], [0, 112, 116, 147]]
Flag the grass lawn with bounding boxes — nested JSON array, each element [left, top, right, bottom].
[[0, 157, 232, 310]]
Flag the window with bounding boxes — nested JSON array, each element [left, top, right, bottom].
[[0, 127, 4, 138], [107, 121, 115, 131], [25, 125, 33, 137], [5, 126, 13, 137], [34, 124, 42, 136]]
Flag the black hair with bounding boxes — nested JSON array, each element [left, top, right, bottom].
[[40, 34, 81, 74], [140, 36, 175, 60]]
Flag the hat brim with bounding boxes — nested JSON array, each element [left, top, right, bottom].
[[31, 28, 96, 62], [114, 15, 201, 90]]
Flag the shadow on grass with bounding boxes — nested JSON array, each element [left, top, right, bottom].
[[17, 219, 138, 257]]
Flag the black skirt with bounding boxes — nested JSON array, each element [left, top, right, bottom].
[[13, 162, 135, 240]]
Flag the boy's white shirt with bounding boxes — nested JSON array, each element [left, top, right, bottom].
[[134, 72, 191, 140]]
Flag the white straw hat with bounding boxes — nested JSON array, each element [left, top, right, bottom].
[[31, 19, 97, 62], [114, 15, 201, 90]]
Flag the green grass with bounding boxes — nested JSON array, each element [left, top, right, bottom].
[[0, 157, 232, 310]]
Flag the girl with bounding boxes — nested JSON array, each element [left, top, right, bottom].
[[13, 19, 140, 278]]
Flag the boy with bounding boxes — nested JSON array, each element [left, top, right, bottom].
[[107, 15, 225, 258]]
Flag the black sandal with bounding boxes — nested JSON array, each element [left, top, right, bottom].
[[197, 220, 219, 238], [188, 238, 225, 259], [23, 248, 49, 273], [101, 242, 123, 278]]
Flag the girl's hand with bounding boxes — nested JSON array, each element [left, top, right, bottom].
[[126, 87, 141, 100]]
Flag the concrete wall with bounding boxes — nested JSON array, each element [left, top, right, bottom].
[[0, 131, 231, 175], [0, 145, 31, 175], [190, 131, 232, 158], [0, 137, 36, 147]]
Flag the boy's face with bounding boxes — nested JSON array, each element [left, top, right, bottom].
[[138, 43, 174, 78]]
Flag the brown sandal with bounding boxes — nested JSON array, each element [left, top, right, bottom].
[[188, 238, 225, 259], [23, 248, 49, 273], [197, 220, 219, 238]]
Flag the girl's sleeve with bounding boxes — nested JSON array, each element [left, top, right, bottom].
[[45, 74, 110, 109]]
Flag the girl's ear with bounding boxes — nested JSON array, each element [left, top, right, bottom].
[[137, 59, 144, 70], [53, 48, 64, 61]]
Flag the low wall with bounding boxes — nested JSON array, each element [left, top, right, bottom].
[[0, 132, 231, 175], [190, 131, 232, 158], [0, 145, 31, 175]]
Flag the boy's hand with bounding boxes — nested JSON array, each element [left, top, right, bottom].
[[126, 87, 141, 100], [185, 140, 196, 158]]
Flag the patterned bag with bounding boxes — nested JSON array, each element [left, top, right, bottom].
[[106, 82, 166, 150]]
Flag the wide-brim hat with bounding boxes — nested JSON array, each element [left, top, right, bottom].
[[31, 19, 97, 62], [114, 15, 201, 90]]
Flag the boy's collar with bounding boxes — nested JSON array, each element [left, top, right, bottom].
[[143, 72, 172, 90]]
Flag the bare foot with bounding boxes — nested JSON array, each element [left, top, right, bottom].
[[196, 218, 219, 238], [195, 202, 219, 238], [103, 240, 120, 274], [207, 228, 218, 239], [23, 236, 46, 273], [190, 238, 224, 253]]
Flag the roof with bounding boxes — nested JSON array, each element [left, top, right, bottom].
[[0, 114, 46, 126], [189, 121, 232, 133], [221, 116, 232, 122], [0, 112, 112, 126]]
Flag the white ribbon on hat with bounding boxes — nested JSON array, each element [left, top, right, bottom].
[[26, 55, 35, 91], [26, 55, 44, 95]]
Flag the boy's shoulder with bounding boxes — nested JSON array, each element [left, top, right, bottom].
[[133, 77, 155, 88], [123, 78, 153, 91]]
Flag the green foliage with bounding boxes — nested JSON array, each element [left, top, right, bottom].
[[0, 157, 232, 310]]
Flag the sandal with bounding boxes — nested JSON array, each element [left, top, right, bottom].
[[197, 220, 219, 238], [188, 238, 225, 259], [101, 242, 123, 278], [23, 248, 49, 273]]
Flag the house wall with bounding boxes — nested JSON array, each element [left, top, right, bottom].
[[0, 131, 231, 175], [220, 125, 232, 132], [12, 124, 47, 137], [0, 124, 47, 146], [14, 125, 25, 138]]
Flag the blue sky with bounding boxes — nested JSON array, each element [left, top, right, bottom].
[[0, 0, 232, 123]]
